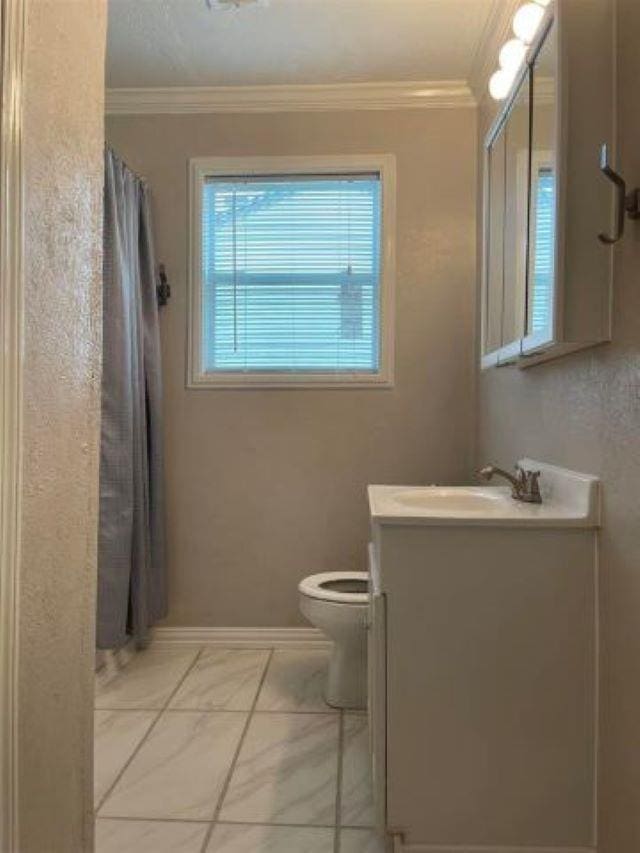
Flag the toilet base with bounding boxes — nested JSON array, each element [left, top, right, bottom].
[[325, 635, 367, 710]]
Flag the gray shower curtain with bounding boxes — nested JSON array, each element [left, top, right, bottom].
[[97, 148, 167, 649]]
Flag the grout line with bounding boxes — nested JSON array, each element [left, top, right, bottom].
[[334, 709, 345, 853], [95, 815, 211, 826], [95, 814, 371, 830], [94, 645, 206, 814], [94, 713, 162, 815], [198, 648, 275, 853], [158, 645, 208, 708], [214, 819, 340, 829], [246, 707, 339, 715], [95, 706, 339, 715]]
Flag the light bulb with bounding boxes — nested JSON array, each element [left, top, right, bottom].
[[489, 67, 516, 101], [499, 38, 527, 73], [513, 2, 545, 44]]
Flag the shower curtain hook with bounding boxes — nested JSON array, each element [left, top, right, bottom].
[[157, 263, 171, 307]]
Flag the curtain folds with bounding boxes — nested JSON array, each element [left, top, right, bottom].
[[97, 148, 167, 649]]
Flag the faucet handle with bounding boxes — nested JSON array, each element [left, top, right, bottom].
[[528, 469, 542, 497], [518, 467, 542, 503]]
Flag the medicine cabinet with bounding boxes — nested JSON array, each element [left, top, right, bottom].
[[481, 0, 615, 369]]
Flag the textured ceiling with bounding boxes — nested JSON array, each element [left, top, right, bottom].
[[106, 0, 498, 89]]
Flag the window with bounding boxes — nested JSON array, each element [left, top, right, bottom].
[[189, 156, 395, 387]]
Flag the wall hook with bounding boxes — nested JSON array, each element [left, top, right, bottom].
[[598, 143, 640, 245]]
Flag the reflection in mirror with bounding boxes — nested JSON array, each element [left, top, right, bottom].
[[528, 20, 557, 340], [502, 71, 530, 349], [484, 127, 506, 356]]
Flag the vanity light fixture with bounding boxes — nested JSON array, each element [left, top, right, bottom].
[[489, 68, 517, 101], [488, 36, 526, 101], [513, 2, 546, 44], [499, 38, 528, 73], [488, 1, 550, 100]]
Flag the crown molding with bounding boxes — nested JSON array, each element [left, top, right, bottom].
[[468, 0, 523, 103], [105, 79, 476, 115]]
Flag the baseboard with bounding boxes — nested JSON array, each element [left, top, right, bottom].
[[152, 626, 331, 649], [397, 843, 595, 853]]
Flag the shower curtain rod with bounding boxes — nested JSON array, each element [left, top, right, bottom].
[[105, 144, 147, 184]]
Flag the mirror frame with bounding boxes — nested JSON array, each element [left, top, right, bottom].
[[481, 6, 558, 370], [520, 11, 562, 358]]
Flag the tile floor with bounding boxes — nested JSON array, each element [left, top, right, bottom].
[[95, 645, 385, 853]]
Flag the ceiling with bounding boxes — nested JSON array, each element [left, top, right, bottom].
[[106, 0, 499, 89]]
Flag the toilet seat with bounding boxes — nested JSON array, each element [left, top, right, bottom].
[[298, 571, 368, 604]]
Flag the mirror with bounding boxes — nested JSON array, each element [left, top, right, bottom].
[[483, 68, 530, 360], [527, 20, 557, 342], [484, 120, 506, 356]]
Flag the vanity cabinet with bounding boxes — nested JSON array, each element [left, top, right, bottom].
[[367, 464, 599, 852], [481, 0, 616, 368]]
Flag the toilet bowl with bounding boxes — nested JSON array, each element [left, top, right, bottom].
[[298, 571, 369, 709]]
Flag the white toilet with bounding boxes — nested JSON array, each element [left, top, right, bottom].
[[298, 571, 369, 709]]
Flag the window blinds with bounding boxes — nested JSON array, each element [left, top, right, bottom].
[[530, 168, 555, 333], [201, 174, 382, 374]]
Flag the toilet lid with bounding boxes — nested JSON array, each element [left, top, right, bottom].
[[298, 572, 369, 604]]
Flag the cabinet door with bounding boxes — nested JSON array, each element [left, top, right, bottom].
[[523, 17, 558, 353], [482, 129, 506, 361], [481, 68, 531, 367], [367, 545, 387, 831], [501, 71, 531, 356]]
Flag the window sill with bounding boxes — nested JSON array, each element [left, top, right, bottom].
[[187, 371, 395, 390]]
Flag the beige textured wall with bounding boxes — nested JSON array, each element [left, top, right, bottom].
[[106, 108, 477, 627], [476, 1, 640, 849], [17, 1, 106, 850]]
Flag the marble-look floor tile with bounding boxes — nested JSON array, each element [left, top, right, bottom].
[[169, 648, 270, 711], [339, 828, 387, 853], [95, 818, 208, 853], [100, 710, 247, 820], [94, 710, 157, 806], [95, 646, 200, 710], [255, 649, 333, 712], [206, 823, 335, 852], [340, 714, 375, 827], [219, 712, 339, 825]]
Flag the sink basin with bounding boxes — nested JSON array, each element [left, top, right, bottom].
[[390, 487, 505, 513]]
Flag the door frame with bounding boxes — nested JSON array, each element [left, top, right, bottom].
[[0, 0, 26, 849]]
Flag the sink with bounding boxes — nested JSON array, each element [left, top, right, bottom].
[[390, 487, 505, 513], [368, 460, 601, 528]]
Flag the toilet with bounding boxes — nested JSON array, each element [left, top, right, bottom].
[[298, 571, 369, 709]]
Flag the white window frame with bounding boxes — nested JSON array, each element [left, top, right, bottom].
[[187, 154, 396, 389]]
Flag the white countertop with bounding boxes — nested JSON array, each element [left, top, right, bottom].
[[368, 460, 601, 528]]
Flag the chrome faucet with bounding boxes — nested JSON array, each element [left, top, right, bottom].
[[476, 463, 542, 504]]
